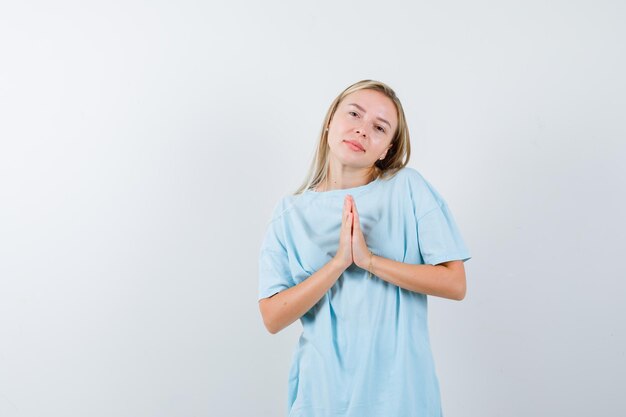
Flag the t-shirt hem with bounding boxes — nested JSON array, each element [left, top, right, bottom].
[[426, 252, 472, 265], [258, 288, 285, 301]]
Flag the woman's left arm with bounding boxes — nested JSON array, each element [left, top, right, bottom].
[[349, 195, 467, 300], [359, 256, 466, 301]]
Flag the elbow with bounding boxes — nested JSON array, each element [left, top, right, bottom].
[[259, 298, 281, 334], [265, 321, 286, 335], [261, 312, 279, 334], [454, 278, 467, 301], [263, 319, 280, 335], [446, 270, 466, 301], [438, 261, 466, 301], [262, 313, 288, 334]]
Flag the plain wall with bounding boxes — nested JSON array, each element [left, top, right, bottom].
[[0, 1, 624, 416]]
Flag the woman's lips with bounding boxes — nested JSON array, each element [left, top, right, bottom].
[[344, 140, 365, 152]]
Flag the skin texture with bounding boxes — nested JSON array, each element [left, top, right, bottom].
[[317, 89, 397, 192], [259, 89, 467, 334]]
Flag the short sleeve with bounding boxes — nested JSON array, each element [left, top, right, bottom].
[[258, 199, 294, 301], [417, 202, 472, 265]]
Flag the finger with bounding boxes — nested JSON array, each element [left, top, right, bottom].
[[350, 211, 354, 234], [351, 197, 360, 227]]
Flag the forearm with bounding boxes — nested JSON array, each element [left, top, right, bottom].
[[263, 258, 346, 334], [364, 255, 462, 300]]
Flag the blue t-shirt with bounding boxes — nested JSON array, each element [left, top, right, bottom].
[[258, 166, 471, 417]]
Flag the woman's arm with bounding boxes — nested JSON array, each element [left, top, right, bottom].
[[361, 257, 466, 300], [259, 195, 355, 334], [258, 258, 347, 334], [348, 195, 466, 300]]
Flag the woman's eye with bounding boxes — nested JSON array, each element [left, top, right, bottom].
[[349, 111, 358, 117], [376, 126, 385, 133]]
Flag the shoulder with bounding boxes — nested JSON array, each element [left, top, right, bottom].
[[396, 166, 426, 183], [266, 194, 300, 223], [393, 167, 447, 216], [389, 166, 431, 194]]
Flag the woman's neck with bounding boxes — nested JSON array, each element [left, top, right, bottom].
[[316, 168, 375, 191]]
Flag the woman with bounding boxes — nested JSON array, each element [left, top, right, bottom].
[[257, 79, 471, 417]]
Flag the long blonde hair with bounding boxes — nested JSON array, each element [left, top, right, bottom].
[[293, 79, 411, 195]]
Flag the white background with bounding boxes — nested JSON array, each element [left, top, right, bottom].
[[1, 1, 624, 416]]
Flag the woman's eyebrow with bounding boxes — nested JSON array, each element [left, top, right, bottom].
[[347, 103, 391, 129]]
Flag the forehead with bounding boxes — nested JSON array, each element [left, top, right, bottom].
[[340, 89, 397, 124]]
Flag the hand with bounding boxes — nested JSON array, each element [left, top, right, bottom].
[[332, 195, 354, 270], [348, 195, 371, 269]]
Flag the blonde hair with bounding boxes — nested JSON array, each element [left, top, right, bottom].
[[293, 79, 411, 195]]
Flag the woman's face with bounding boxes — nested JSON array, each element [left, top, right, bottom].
[[326, 88, 398, 169]]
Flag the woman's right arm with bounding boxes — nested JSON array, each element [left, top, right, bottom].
[[258, 257, 347, 334], [259, 195, 354, 334]]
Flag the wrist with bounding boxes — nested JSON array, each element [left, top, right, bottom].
[[331, 256, 350, 272], [366, 252, 377, 279], [358, 250, 374, 270]]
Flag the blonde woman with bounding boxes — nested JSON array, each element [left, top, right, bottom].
[[258, 79, 471, 417]]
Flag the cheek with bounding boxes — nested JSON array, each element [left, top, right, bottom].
[[331, 117, 354, 131], [328, 123, 346, 141]]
